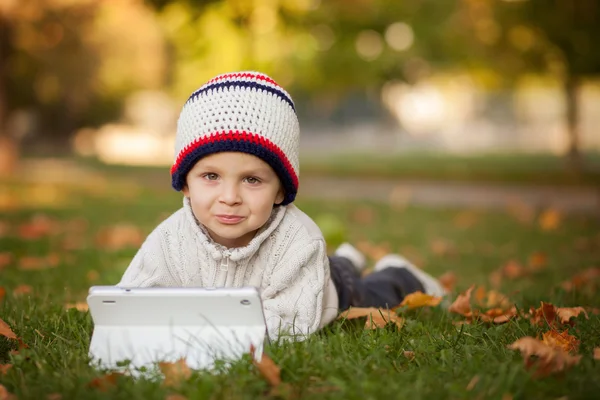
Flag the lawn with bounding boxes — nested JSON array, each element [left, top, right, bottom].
[[0, 173, 599, 400]]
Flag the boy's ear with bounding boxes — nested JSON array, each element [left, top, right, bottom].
[[274, 188, 285, 205], [182, 184, 190, 198]]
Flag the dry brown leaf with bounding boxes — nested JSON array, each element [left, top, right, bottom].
[[501, 260, 525, 280], [46, 394, 62, 400], [339, 307, 403, 330], [560, 268, 600, 292], [351, 206, 375, 225], [88, 372, 122, 391], [0, 384, 17, 400], [529, 302, 558, 328], [480, 306, 517, 324], [165, 395, 188, 400], [430, 238, 456, 256], [18, 214, 55, 240], [0, 365, 12, 375], [18, 254, 60, 271], [0, 287, 5, 302], [528, 252, 547, 271], [159, 359, 192, 388], [556, 307, 588, 324], [541, 330, 580, 353], [12, 284, 33, 296], [95, 223, 144, 251], [403, 351, 415, 360], [250, 347, 281, 388], [539, 209, 561, 231], [438, 271, 457, 292], [466, 375, 480, 391], [397, 291, 442, 310], [508, 336, 581, 377], [0, 253, 11, 270], [0, 318, 17, 340], [448, 285, 475, 317], [65, 302, 89, 312], [593, 348, 600, 360]]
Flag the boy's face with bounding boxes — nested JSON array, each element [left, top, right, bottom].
[[183, 152, 285, 248]]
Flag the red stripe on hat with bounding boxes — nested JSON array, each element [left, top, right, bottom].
[[171, 130, 299, 189], [206, 72, 280, 88]]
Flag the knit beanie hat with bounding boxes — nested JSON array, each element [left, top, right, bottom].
[[170, 71, 300, 205]]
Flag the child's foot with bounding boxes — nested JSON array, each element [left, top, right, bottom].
[[334, 243, 367, 274], [374, 254, 447, 298]]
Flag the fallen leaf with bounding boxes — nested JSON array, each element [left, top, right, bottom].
[[0, 365, 12, 375], [403, 351, 415, 360], [159, 359, 192, 388], [556, 307, 588, 324], [165, 395, 188, 400], [396, 291, 442, 310], [0, 253, 11, 269], [529, 302, 558, 328], [489, 269, 503, 288], [88, 372, 122, 391], [65, 302, 89, 312], [528, 252, 547, 271], [95, 223, 144, 251], [483, 290, 512, 310], [430, 238, 456, 256], [448, 285, 475, 317], [539, 209, 561, 231], [18, 214, 55, 240], [46, 394, 62, 400], [0, 287, 5, 302], [351, 206, 375, 225], [0, 384, 17, 400], [466, 375, 480, 391], [501, 260, 525, 280], [18, 254, 60, 271], [339, 307, 404, 330], [560, 267, 600, 292], [541, 330, 580, 353], [508, 336, 581, 377], [594, 348, 600, 360], [12, 284, 33, 296], [480, 306, 518, 324], [0, 318, 17, 340], [502, 394, 514, 400], [438, 271, 457, 292], [250, 346, 281, 387]]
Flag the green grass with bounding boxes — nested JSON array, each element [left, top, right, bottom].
[[1, 174, 599, 400], [300, 152, 600, 186]]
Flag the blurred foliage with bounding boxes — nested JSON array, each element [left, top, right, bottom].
[[0, 0, 599, 152]]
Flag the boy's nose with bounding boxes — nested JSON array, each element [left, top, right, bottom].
[[219, 182, 242, 205]]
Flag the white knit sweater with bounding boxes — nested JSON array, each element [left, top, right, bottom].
[[117, 198, 339, 340]]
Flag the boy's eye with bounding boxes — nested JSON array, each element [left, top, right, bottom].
[[203, 173, 219, 180], [244, 177, 261, 184]]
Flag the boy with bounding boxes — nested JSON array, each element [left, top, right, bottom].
[[118, 71, 446, 340]]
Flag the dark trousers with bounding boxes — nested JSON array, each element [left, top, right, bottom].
[[329, 255, 425, 311]]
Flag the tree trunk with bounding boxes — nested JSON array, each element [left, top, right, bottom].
[[0, 15, 18, 178], [564, 74, 583, 173]]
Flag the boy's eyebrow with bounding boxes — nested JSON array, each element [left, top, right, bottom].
[[195, 163, 272, 175]]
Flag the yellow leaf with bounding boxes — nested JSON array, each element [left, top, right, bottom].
[[339, 307, 403, 330], [541, 330, 580, 353], [397, 291, 442, 310], [539, 209, 561, 231], [159, 359, 192, 388], [251, 346, 281, 388], [556, 307, 588, 324], [65, 302, 89, 312], [508, 336, 581, 378]]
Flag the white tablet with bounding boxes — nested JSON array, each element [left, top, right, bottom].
[[87, 286, 267, 372]]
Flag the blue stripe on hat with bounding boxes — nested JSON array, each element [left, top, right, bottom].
[[171, 139, 297, 205], [186, 81, 296, 112]]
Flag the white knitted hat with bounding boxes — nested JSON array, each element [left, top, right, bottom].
[[171, 71, 300, 205]]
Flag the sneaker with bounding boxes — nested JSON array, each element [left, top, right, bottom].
[[334, 243, 367, 273], [374, 254, 448, 298]]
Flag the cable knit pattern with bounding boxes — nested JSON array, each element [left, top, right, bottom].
[[118, 198, 339, 340]]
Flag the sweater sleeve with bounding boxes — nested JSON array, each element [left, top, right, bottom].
[[117, 228, 182, 288], [260, 238, 329, 341]]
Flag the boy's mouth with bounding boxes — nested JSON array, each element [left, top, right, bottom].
[[215, 214, 245, 225]]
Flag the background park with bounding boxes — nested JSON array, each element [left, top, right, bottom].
[[1, 0, 599, 399]]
